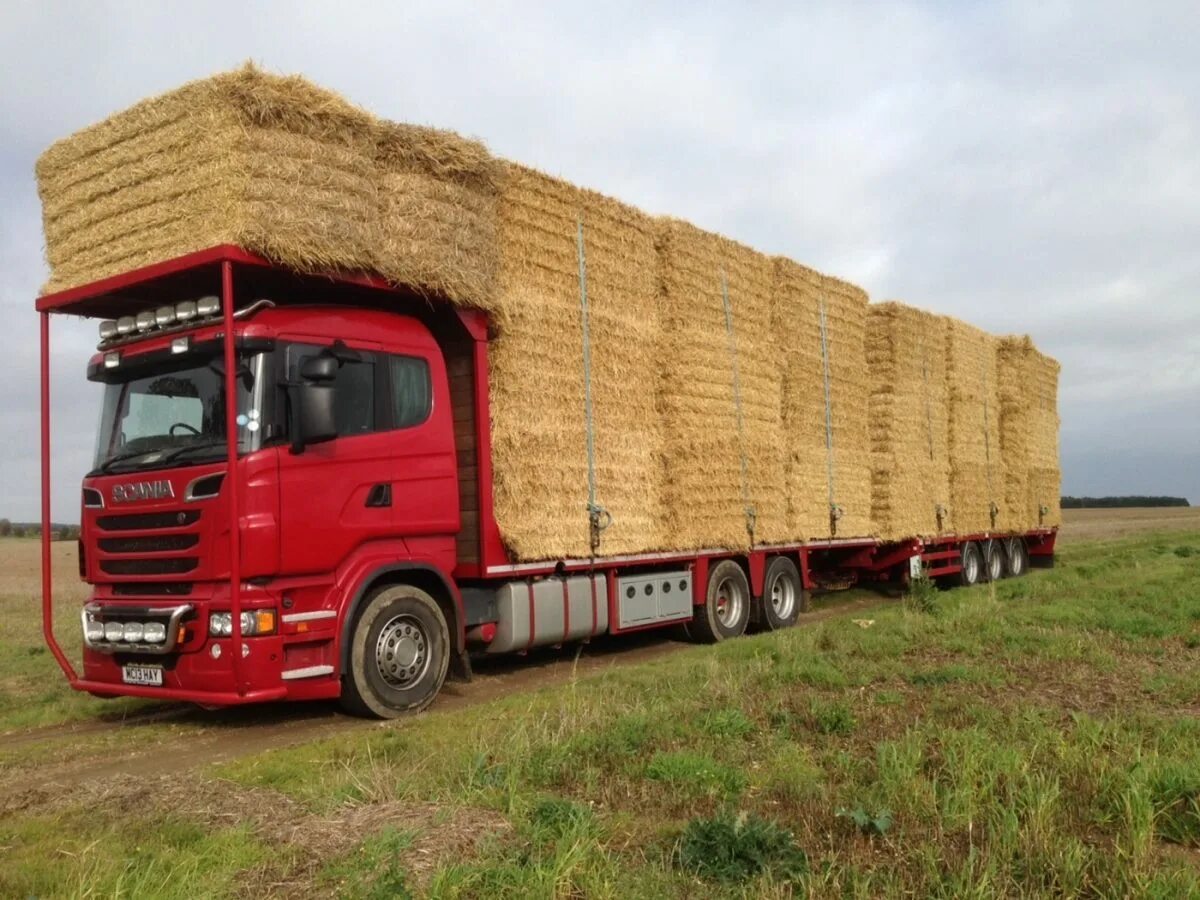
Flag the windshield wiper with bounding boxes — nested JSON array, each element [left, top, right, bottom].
[[154, 440, 230, 466], [96, 448, 164, 474]]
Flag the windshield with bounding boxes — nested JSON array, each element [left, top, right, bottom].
[[92, 352, 267, 474]]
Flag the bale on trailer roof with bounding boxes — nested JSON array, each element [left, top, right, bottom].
[[866, 302, 951, 540]]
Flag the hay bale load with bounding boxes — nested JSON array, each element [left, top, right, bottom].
[[945, 319, 1007, 533], [773, 260, 873, 540], [35, 64, 1064, 563], [490, 164, 666, 559], [655, 220, 785, 550], [865, 303, 951, 539]]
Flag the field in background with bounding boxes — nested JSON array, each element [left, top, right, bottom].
[[1060, 505, 1200, 543], [0, 515, 1198, 896]]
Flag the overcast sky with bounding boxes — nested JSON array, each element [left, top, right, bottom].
[[1, 0, 1197, 521]]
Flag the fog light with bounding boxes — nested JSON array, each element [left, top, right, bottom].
[[210, 643, 222, 659], [135, 311, 155, 331], [175, 300, 197, 321], [116, 316, 136, 335], [85, 620, 105, 642], [171, 336, 190, 354], [99, 320, 118, 340], [143, 622, 167, 643], [122, 622, 144, 643], [155, 306, 176, 327], [104, 622, 124, 642], [196, 296, 220, 317], [104, 352, 120, 369]]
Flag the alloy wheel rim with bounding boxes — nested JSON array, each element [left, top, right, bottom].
[[375, 614, 430, 689], [768, 572, 796, 620], [714, 577, 745, 628]]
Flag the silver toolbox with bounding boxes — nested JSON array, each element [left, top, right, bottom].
[[616, 570, 692, 629]]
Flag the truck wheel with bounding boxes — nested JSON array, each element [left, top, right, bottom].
[[341, 583, 449, 719], [983, 540, 1006, 582], [689, 560, 751, 643], [754, 556, 805, 631], [957, 542, 983, 588], [1006, 538, 1029, 577]]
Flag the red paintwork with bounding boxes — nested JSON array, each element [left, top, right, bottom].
[[38, 247, 1059, 710]]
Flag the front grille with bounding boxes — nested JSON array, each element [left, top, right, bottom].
[[99, 534, 199, 554], [97, 510, 200, 531], [112, 582, 194, 596], [101, 557, 198, 576]]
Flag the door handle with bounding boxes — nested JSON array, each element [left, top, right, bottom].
[[365, 484, 392, 508]]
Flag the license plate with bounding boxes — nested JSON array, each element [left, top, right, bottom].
[[121, 664, 163, 686]]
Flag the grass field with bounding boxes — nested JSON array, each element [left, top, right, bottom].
[[1, 517, 1199, 897]]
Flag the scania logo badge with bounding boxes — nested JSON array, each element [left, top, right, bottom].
[[112, 480, 175, 503]]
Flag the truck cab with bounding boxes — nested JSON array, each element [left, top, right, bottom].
[[46, 250, 486, 716]]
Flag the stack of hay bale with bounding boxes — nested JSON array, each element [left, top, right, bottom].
[[36, 63, 1064, 562], [865, 303, 951, 539], [773, 260, 873, 540], [655, 220, 785, 550], [1027, 348, 1063, 528], [489, 164, 665, 560], [945, 319, 1006, 533]]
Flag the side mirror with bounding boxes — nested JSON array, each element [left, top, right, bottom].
[[300, 354, 338, 383]]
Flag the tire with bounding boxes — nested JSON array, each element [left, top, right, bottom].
[[957, 542, 984, 588], [688, 560, 752, 643], [1006, 538, 1029, 577], [340, 583, 450, 719], [753, 556, 806, 631], [983, 540, 1006, 582]]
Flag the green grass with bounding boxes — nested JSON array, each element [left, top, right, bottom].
[[3, 530, 1200, 896]]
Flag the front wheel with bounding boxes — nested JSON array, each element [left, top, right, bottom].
[[341, 584, 450, 718]]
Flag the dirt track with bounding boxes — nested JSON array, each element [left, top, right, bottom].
[[0, 592, 895, 805]]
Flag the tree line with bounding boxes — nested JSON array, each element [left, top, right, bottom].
[[1061, 496, 1191, 509], [0, 520, 81, 540]]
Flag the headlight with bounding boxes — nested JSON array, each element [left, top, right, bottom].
[[122, 622, 144, 643], [155, 306, 176, 327], [196, 296, 220, 317], [209, 610, 276, 637], [135, 311, 155, 331], [143, 622, 167, 643], [116, 316, 136, 335], [85, 619, 105, 642], [175, 300, 198, 321], [99, 320, 118, 340], [104, 622, 125, 642]]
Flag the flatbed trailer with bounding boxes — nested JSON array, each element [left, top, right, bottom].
[[38, 246, 1058, 716]]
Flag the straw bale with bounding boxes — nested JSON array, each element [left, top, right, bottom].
[[375, 122, 501, 308], [655, 220, 784, 550], [489, 164, 665, 560], [945, 319, 1005, 533], [37, 64, 383, 295], [865, 302, 951, 540], [1027, 347, 1062, 527], [772, 259, 872, 540], [996, 335, 1035, 531]]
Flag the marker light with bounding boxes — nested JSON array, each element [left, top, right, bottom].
[[155, 306, 176, 327], [171, 336, 190, 354], [196, 296, 220, 317], [99, 320, 118, 340], [116, 316, 136, 335], [175, 300, 198, 321], [135, 311, 155, 331]]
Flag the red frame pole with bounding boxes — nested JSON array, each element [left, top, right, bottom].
[[41, 312, 78, 681], [221, 262, 245, 693]]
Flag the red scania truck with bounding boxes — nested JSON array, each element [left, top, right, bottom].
[[38, 246, 1057, 717]]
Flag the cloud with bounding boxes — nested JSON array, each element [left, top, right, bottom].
[[1, 0, 1197, 520]]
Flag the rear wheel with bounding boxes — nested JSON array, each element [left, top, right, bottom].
[[984, 540, 1006, 582], [1006, 538, 1029, 577], [341, 584, 450, 718], [754, 556, 806, 631], [957, 542, 984, 588], [689, 560, 751, 643]]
